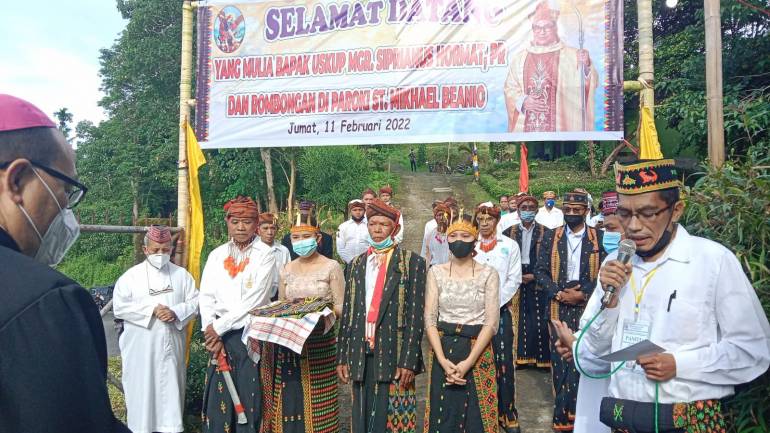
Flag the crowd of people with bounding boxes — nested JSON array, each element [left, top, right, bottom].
[[2, 95, 770, 433]]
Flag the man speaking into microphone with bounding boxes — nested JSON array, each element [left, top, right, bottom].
[[580, 159, 770, 433]]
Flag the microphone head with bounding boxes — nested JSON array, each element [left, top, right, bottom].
[[616, 239, 637, 263]]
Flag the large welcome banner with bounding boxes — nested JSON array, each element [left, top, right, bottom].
[[195, 0, 624, 148]]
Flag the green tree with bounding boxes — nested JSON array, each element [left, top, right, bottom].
[[53, 107, 73, 141], [298, 147, 371, 214]]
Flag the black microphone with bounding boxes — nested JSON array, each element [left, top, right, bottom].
[[601, 239, 636, 309]]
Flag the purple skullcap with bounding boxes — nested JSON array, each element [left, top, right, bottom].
[[0, 94, 56, 132]]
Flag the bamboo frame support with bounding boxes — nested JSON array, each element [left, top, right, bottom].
[[705, 0, 725, 168], [79, 224, 183, 234], [637, 0, 654, 114], [176, 0, 194, 266]]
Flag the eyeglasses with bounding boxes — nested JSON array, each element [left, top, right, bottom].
[[563, 207, 587, 215], [0, 160, 88, 209], [616, 205, 671, 223]]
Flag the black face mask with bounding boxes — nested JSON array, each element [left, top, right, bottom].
[[449, 240, 475, 258], [564, 214, 584, 229], [636, 207, 675, 258]]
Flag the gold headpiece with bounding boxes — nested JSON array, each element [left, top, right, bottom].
[[446, 207, 479, 238], [290, 208, 320, 234]]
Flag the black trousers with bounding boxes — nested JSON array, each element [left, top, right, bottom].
[[202, 329, 261, 433], [493, 306, 519, 428], [351, 354, 391, 433]]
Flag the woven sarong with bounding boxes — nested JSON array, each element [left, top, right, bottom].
[[424, 322, 498, 433]]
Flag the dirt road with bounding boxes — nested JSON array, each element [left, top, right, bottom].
[[336, 169, 555, 432]]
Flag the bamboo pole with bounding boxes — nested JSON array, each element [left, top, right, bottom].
[[705, 0, 725, 168], [80, 225, 184, 234], [176, 0, 194, 266], [637, 0, 654, 114]]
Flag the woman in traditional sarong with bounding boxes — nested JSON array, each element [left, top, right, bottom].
[[424, 214, 500, 433], [259, 215, 344, 433]]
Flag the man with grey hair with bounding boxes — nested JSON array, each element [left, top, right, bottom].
[[0, 94, 129, 432], [113, 225, 199, 433]]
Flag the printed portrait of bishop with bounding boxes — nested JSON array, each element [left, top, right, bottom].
[[504, 0, 598, 133]]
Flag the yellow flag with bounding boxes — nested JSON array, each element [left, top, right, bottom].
[[185, 122, 206, 364], [639, 106, 664, 160]]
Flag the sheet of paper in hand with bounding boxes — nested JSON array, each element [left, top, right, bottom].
[[599, 339, 665, 362]]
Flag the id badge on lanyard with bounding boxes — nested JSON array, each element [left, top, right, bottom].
[[621, 319, 651, 373]]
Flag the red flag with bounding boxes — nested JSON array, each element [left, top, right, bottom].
[[519, 143, 529, 193]]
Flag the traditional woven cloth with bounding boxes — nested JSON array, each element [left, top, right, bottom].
[[260, 329, 339, 433], [243, 298, 335, 362], [424, 322, 498, 433]]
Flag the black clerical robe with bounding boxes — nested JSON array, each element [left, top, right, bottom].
[[0, 228, 129, 433]]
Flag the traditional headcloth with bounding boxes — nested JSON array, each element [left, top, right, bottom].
[[258, 212, 278, 225], [362, 188, 377, 198], [298, 199, 316, 211], [224, 196, 258, 219], [601, 191, 619, 215], [366, 198, 400, 222], [530, 0, 560, 21], [475, 202, 501, 220], [517, 195, 538, 207], [614, 159, 681, 194], [447, 213, 479, 238], [444, 196, 458, 208], [379, 185, 393, 195], [348, 199, 365, 211], [543, 191, 557, 199], [563, 190, 589, 206], [433, 203, 450, 219], [0, 94, 56, 132], [147, 225, 172, 244]]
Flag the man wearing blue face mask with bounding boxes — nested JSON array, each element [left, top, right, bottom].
[[536, 190, 565, 229], [504, 195, 551, 369], [337, 198, 426, 433], [0, 94, 129, 432]]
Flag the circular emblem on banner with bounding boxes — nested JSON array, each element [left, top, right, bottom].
[[214, 6, 246, 53]]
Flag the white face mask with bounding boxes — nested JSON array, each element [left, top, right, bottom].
[[17, 169, 80, 266], [146, 253, 171, 269]]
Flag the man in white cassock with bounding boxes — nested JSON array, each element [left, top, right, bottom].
[[113, 225, 198, 433]]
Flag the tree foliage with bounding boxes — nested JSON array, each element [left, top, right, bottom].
[[635, 0, 770, 156]]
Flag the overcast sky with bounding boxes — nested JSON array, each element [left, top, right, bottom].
[[1, 0, 127, 127]]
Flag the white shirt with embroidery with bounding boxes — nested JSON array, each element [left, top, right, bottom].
[[199, 240, 276, 335]]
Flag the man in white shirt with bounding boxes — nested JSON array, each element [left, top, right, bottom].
[[536, 190, 565, 229], [336, 199, 369, 264], [581, 159, 770, 432], [474, 203, 523, 433], [113, 225, 198, 433], [336, 199, 426, 433], [423, 201, 451, 266], [199, 196, 276, 433], [535, 190, 606, 431], [420, 200, 443, 257], [257, 212, 290, 300]]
